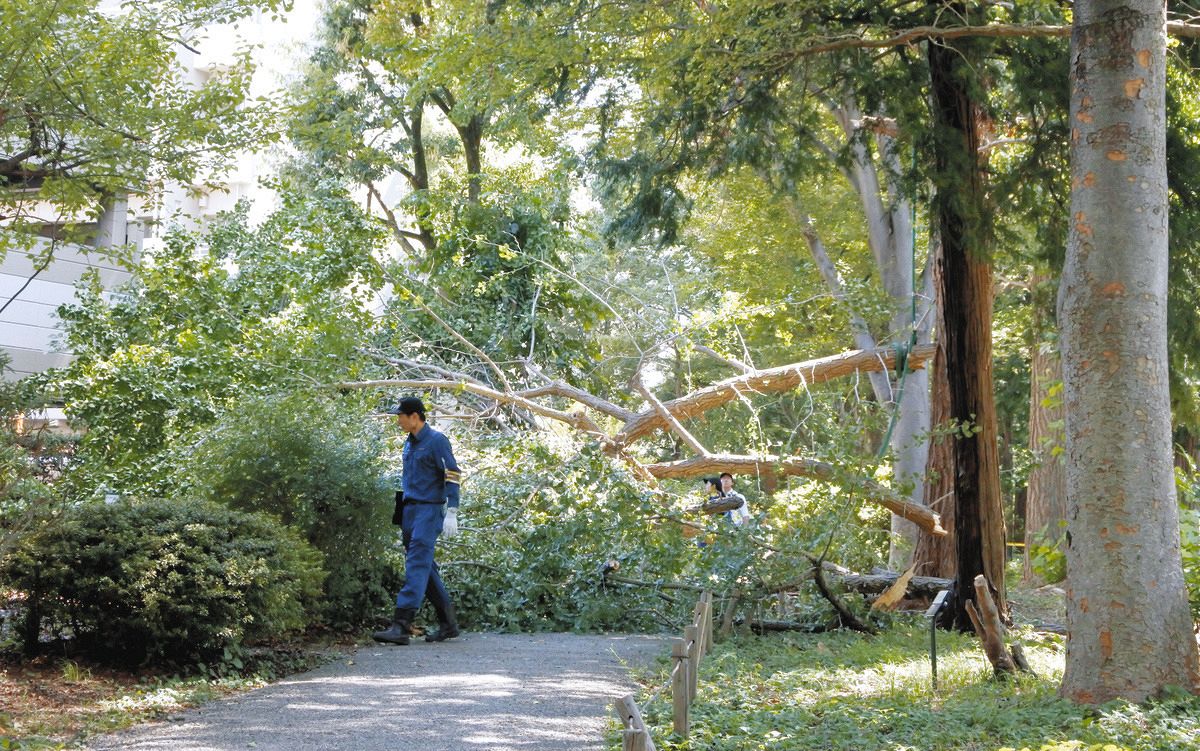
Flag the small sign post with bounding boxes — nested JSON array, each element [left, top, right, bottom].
[[926, 588, 951, 692]]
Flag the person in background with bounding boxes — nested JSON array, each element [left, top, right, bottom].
[[373, 396, 462, 646], [719, 472, 751, 526]]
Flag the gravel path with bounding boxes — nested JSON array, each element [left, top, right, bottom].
[[81, 633, 666, 751]]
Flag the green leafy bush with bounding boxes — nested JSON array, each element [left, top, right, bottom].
[[0, 497, 324, 665], [184, 393, 396, 628]]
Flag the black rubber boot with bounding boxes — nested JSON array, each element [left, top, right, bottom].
[[372, 607, 415, 645], [425, 602, 460, 643]]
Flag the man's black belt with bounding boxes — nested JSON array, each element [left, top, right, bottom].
[[392, 492, 445, 525]]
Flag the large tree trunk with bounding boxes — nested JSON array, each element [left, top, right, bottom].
[[1059, 0, 1200, 703], [914, 229, 957, 579], [928, 14, 1007, 627], [1024, 269, 1068, 583]]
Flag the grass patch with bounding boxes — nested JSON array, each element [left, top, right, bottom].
[[624, 618, 1200, 751], [0, 641, 345, 749]]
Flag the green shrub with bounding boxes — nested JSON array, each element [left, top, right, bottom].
[[0, 497, 324, 665], [184, 393, 396, 628]]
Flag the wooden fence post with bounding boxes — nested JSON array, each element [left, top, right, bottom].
[[613, 695, 656, 751], [692, 598, 708, 658], [672, 638, 690, 738], [684, 624, 700, 702]]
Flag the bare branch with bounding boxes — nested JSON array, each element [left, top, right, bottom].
[[359, 349, 490, 387], [517, 382, 636, 423], [695, 344, 754, 374], [405, 294, 514, 392], [366, 181, 420, 257], [337, 377, 605, 435], [632, 375, 711, 458]]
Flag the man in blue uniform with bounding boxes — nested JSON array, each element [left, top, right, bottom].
[[373, 396, 462, 646]]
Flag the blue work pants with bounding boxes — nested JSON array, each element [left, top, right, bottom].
[[396, 502, 452, 614]]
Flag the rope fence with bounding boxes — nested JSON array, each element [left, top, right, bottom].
[[613, 590, 714, 749]]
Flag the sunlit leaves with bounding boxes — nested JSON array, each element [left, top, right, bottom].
[[0, 0, 283, 254]]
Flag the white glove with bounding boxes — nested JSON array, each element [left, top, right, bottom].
[[442, 507, 459, 539]]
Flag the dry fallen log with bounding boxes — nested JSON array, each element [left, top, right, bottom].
[[1010, 643, 1033, 674], [840, 572, 954, 598]]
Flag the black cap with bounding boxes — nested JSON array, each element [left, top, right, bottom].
[[384, 397, 425, 418]]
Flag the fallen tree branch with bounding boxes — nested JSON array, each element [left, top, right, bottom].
[[968, 574, 1017, 677], [517, 381, 636, 422], [613, 344, 935, 446], [602, 573, 707, 593], [748, 619, 836, 634], [406, 294, 513, 392], [813, 560, 876, 634], [840, 571, 953, 598], [695, 344, 754, 374], [360, 349, 490, 388], [643, 452, 946, 535]]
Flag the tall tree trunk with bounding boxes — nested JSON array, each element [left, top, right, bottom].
[[883, 163, 934, 571], [928, 17, 1007, 627], [914, 229, 956, 579], [1024, 269, 1068, 584], [1059, 0, 1200, 703]]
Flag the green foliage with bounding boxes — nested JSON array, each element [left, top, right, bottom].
[[382, 164, 609, 379], [184, 393, 396, 629], [0, 497, 324, 665], [440, 434, 697, 632], [1027, 524, 1069, 585], [623, 624, 1200, 751], [49, 196, 382, 494], [0, 375, 72, 560], [288, 0, 615, 385], [1166, 47, 1200, 443], [0, 0, 284, 255]]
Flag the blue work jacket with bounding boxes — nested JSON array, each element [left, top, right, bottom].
[[401, 424, 462, 508]]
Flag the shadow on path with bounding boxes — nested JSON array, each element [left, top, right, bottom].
[[82, 633, 665, 751]]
